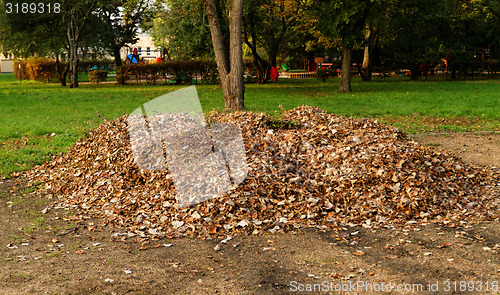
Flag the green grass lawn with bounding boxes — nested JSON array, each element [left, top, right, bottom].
[[1, 73, 499, 177]]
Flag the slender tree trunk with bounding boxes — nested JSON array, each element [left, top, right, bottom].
[[65, 2, 95, 88], [113, 46, 122, 67], [243, 20, 269, 84], [338, 44, 353, 93], [361, 45, 372, 81], [55, 54, 69, 86], [362, 46, 370, 69], [206, 0, 245, 111], [361, 25, 372, 82], [68, 35, 79, 88]]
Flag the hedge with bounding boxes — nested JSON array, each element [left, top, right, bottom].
[[14, 58, 56, 82], [116, 60, 220, 85], [14, 59, 114, 83], [316, 68, 338, 82], [13, 60, 28, 80], [88, 70, 109, 84]]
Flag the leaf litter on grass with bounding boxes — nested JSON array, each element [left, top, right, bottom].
[[23, 106, 500, 239]]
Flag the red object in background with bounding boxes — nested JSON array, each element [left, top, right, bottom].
[[133, 48, 138, 55], [270, 67, 279, 81], [307, 60, 316, 72]]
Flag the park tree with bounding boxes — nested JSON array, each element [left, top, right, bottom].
[[0, 0, 65, 58], [357, 0, 391, 81], [62, 0, 98, 88], [305, 0, 375, 92], [242, 0, 298, 83], [379, 0, 499, 80], [380, 0, 456, 80], [1, 0, 100, 87], [0, 0, 72, 85], [95, 0, 152, 67], [206, 0, 245, 111], [149, 0, 214, 59]]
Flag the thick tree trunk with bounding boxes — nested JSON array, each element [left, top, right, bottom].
[[206, 0, 245, 111], [226, 0, 245, 110], [338, 44, 353, 93]]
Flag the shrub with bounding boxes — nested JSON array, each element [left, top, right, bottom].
[[13, 61, 28, 80], [17, 58, 57, 82], [116, 60, 219, 85], [88, 70, 109, 84], [316, 68, 337, 82]]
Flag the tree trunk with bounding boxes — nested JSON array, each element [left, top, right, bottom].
[[206, 0, 245, 111], [113, 45, 122, 67], [361, 25, 372, 82], [55, 54, 68, 86], [362, 46, 370, 69], [409, 64, 419, 80], [68, 35, 79, 88], [243, 18, 269, 84], [360, 45, 372, 82], [338, 44, 353, 93], [269, 46, 278, 68], [65, 2, 96, 88]]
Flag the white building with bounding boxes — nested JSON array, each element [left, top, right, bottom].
[[0, 52, 14, 73]]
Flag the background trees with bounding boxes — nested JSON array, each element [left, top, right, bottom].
[[242, 0, 297, 83], [1, 0, 498, 95], [94, 0, 152, 67], [304, 0, 376, 92], [149, 0, 214, 59]]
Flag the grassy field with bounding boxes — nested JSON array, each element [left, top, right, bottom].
[[1, 73, 499, 177]]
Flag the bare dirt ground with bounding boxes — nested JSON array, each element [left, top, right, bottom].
[[1, 133, 499, 295], [411, 132, 500, 168]]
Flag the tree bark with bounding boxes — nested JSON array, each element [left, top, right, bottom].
[[65, 1, 96, 88], [113, 45, 122, 67], [55, 54, 68, 86], [362, 46, 370, 69], [360, 45, 372, 81], [338, 44, 353, 93], [206, 0, 245, 111], [360, 25, 373, 82], [67, 32, 79, 88], [243, 18, 270, 84]]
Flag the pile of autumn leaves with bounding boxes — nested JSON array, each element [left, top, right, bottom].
[[25, 106, 500, 238]]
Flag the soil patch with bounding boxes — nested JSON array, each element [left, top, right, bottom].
[[412, 132, 500, 168], [1, 179, 499, 294]]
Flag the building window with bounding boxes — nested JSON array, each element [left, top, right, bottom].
[[138, 47, 142, 55], [147, 47, 151, 56]]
